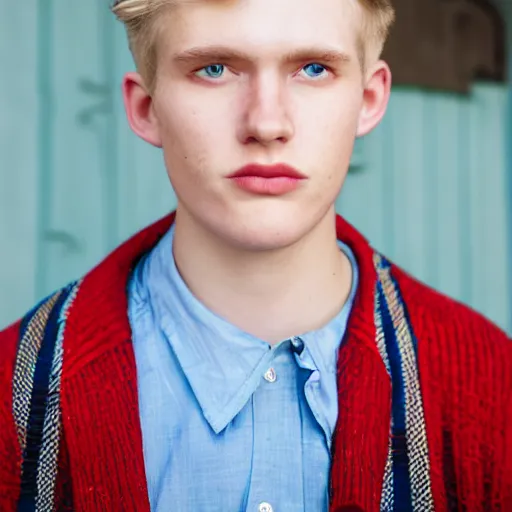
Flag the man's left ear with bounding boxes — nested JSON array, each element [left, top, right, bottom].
[[356, 61, 392, 137]]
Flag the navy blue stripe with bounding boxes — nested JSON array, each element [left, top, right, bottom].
[[380, 256, 419, 358], [17, 285, 74, 512], [401, 304, 418, 358], [377, 281, 413, 512]]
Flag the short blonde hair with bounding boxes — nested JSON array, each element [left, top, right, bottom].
[[112, 0, 395, 92]]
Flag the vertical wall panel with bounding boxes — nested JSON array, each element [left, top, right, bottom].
[[391, 91, 430, 281], [0, 4, 38, 328], [467, 85, 509, 325], [493, 0, 512, 336], [40, 2, 114, 296], [433, 93, 464, 300]]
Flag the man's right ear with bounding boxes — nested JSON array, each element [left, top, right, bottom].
[[122, 72, 163, 148]]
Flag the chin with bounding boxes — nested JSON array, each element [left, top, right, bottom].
[[182, 195, 334, 253], [215, 209, 320, 252], [230, 231, 302, 252]]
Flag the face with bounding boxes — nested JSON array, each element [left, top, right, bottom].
[[123, 0, 391, 251]]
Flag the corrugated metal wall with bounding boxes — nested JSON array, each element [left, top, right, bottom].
[[338, 85, 511, 332], [1, 2, 511, 332]]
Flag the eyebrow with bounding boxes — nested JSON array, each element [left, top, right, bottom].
[[173, 45, 352, 66]]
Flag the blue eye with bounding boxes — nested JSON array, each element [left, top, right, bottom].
[[302, 63, 328, 78], [197, 64, 225, 79]]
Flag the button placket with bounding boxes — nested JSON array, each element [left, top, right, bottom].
[[245, 350, 305, 511]]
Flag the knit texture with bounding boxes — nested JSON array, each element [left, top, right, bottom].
[[1, 213, 511, 511]]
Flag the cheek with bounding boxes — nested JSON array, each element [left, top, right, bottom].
[[306, 104, 358, 194], [329, 98, 361, 134], [308, 112, 358, 172], [160, 98, 231, 161], [327, 105, 360, 160], [298, 89, 361, 137], [160, 105, 198, 148], [157, 107, 206, 170]]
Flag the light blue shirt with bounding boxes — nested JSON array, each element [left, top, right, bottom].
[[127, 225, 358, 512]]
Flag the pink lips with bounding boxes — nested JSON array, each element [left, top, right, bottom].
[[227, 163, 307, 195]]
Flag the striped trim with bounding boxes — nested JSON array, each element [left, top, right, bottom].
[[378, 280, 413, 510], [374, 254, 434, 512], [36, 282, 80, 511], [13, 292, 62, 453], [14, 282, 81, 512]]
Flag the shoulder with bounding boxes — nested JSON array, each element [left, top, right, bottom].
[[0, 287, 77, 507], [0, 311, 40, 501], [391, 262, 510, 343], [389, 261, 511, 385], [387, 261, 512, 490], [0, 285, 77, 387]]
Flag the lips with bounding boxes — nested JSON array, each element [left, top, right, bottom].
[[227, 163, 307, 180], [227, 163, 307, 196]]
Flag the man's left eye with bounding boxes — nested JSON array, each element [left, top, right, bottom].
[[301, 63, 328, 78]]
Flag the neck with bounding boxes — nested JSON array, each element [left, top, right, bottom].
[[172, 207, 353, 344]]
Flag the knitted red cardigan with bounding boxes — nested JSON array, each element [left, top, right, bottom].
[[1, 213, 511, 511]]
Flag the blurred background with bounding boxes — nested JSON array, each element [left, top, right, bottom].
[[1, 0, 511, 333]]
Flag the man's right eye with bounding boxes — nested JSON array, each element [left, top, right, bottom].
[[195, 64, 225, 79]]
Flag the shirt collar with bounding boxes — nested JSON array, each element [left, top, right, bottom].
[[135, 224, 357, 433]]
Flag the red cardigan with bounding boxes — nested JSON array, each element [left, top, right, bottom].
[[1, 213, 511, 511]]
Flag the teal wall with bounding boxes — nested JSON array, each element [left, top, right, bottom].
[[1, 2, 511, 333], [496, 0, 512, 334], [338, 85, 510, 333]]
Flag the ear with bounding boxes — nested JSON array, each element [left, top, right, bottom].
[[356, 61, 392, 137], [122, 72, 162, 148]]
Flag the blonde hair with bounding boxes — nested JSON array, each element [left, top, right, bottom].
[[358, 0, 395, 65], [111, 0, 395, 92]]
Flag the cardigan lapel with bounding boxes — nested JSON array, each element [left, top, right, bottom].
[[329, 333, 391, 512], [60, 214, 174, 512], [329, 216, 392, 512], [62, 344, 152, 511]]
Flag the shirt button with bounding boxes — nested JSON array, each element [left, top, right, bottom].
[[263, 368, 277, 383], [259, 503, 274, 512]]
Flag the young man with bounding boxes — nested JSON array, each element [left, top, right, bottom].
[[1, 0, 511, 510]]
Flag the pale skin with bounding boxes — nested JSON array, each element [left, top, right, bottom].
[[122, 0, 391, 343]]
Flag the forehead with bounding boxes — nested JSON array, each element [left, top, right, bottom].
[[157, 0, 363, 59]]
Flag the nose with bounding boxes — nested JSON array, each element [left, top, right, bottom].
[[238, 73, 294, 146]]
